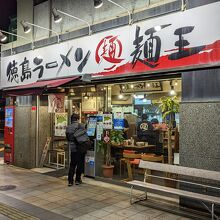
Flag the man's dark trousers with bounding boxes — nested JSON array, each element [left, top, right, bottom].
[[68, 151, 85, 184]]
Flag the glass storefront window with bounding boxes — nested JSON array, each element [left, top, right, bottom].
[[65, 78, 181, 181], [94, 78, 181, 180]]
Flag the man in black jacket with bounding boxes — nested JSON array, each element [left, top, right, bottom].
[[66, 114, 86, 186], [137, 114, 155, 145]]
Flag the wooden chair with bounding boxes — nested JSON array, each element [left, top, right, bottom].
[[123, 153, 142, 181], [120, 150, 136, 177]]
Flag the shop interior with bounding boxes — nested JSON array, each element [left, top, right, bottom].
[[60, 77, 182, 181]]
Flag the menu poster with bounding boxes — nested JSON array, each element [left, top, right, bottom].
[[87, 116, 97, 137], [103, 114, 113, 130], [54, 113, 68, 137], [114, 112, 124, 130], [48, 94, 65, 113]]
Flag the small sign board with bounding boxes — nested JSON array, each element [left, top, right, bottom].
[[39, 137, 51, 167]]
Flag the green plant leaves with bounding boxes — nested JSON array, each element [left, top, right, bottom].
[[159, 96, 180, 119], [110, 130, 124, 145]]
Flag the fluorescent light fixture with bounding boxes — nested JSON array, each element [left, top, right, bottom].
[[54, 9, 92, 35], [94, 0, 103, 8], [95, 0, 132, 25], [21, 20, 60, 43]]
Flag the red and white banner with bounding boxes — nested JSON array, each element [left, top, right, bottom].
[[1, 2, 220, 88]]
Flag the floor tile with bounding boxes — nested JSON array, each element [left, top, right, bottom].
[[101, 213, 126, 220], [89, 209, 110, 218]]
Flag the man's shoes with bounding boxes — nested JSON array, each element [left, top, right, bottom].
[[75, 181, 80, 185], [68, 182, 73, 187]]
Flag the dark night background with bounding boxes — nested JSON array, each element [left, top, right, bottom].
[[0, 0, 17, 31]]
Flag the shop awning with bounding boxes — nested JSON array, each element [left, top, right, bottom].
[[3, 76, 79, 96]]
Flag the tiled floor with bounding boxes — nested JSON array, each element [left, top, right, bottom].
[[0, 164, 192, 220]]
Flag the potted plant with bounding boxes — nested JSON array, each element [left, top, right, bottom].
[[110, 130, 124, 146], [159, 96, 179, 164], [97, 130, 124, 178]]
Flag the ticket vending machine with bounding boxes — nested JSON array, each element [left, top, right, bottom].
[[4, 106, 15, 164], [84, 116, 97, 177]]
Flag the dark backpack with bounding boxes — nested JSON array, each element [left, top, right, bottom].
[[66, 123, 91, 153], [73, 128, 91, 153]]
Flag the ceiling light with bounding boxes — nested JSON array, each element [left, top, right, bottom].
[[94, 0, 103, 8], [143, 98, 147, 102], [170, 90, 176, 96], [170, 85, 176, 96], [147, 83, 150, 87], [52, 8, 62, 23], [20, 21, 31, 34], [130, 84, 134, 89], [122, 85, 125, 89], [0, 32, 7, 42], [84, 94, 89, 99], [119, 94, 124, 99], [174, 80, 178, 86]]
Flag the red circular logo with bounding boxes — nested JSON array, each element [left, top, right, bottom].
[[96, 35, 124, 71]]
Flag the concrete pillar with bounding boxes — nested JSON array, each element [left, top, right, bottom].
[[180, 68, 220, 213]]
